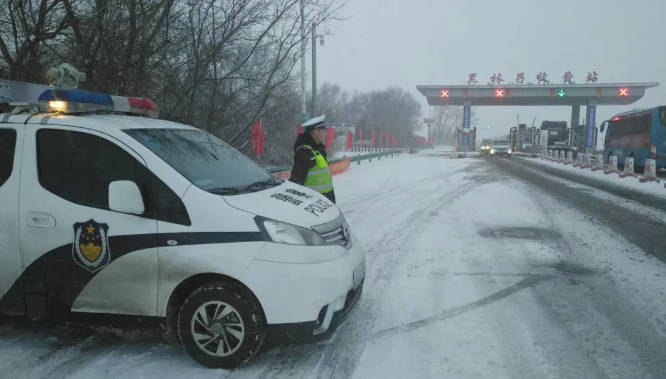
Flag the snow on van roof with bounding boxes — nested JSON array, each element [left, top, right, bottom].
[[50, 114, 198, 131], [0, 112, 197, 131]]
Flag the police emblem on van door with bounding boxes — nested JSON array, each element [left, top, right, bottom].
[[73, 220, 111, 272]]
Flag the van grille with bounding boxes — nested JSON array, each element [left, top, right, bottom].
[[319, 225, 350, 248], [312, 214, 352, 249]]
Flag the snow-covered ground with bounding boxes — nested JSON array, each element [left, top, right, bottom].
[[523, 155, 666, 199], [2, 150, 666, 378]]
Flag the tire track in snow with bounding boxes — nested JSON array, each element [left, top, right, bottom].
[[250, 162, 492, 379], [339, 164, 475, 217], [494, 157, 666, 379], [304, 172, 500, 379], [465, 215, 608, 379]]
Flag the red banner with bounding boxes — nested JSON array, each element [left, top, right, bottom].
[[329, 158, 351, 175], [359, 130, 364, 148], [273, 170, 291, 180], [346, 130, 353, 149], [259, 127, 265, 155], [297, 123, 304, 135], [392, 133, 397, 147], [371, 130, 376, 148], [326, 126, 336, 150], [251, 119, 265, 155]]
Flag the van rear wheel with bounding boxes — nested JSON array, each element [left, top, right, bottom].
[[178, 284, 266, 369]]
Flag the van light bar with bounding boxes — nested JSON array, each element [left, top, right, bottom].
[[37, 89, 159, 118]]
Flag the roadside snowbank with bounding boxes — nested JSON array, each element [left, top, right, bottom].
[[521, 156, 666, 199]]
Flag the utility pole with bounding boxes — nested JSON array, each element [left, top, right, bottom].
[[300, 0, 306, 121], [312, 24, 317, 117]]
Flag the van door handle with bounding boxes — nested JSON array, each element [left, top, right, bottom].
[[27, 212, 56, 229]]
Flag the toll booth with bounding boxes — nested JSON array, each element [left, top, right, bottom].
[[455, 127, 477, 151]]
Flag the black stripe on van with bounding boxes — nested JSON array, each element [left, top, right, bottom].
[[0, 231, 264, 320]]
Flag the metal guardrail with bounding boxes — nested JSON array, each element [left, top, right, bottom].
[[265, 149, 402, 173]]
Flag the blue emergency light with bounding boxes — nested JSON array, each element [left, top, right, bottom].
[[37, 89, 159, 118]]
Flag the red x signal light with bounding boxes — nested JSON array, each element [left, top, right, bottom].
[[495, 89, 504, 98], [619, 88, 629, 97], [440, 90, 449, 98]]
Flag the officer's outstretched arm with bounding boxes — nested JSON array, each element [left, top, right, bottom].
[[288, 149, 315, 185]]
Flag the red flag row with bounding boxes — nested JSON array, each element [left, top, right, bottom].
[[346, 129, 401, 148], [415, 136, 435, 146], [293, 124, 407, 150]]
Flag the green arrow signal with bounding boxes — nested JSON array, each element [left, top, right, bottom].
[[557, 90, 566, 97]]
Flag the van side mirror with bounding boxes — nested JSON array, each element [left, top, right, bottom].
[[600, 121, 608, 133], [109, 181, 145, 214]]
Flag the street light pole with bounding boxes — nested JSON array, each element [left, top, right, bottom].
[[300, 0, 306, 119], [312, 25, 317, 117]]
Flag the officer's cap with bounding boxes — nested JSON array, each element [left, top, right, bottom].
[[302, 115, 327, 130]]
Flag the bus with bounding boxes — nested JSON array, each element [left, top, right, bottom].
[[601, 106, 666, 170]]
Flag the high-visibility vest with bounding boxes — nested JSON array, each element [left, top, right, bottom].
[[297, 145, 333, 194]]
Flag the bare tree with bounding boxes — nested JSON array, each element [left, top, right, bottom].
[[0, 0, 70, 82], [431, 106, 461, 145]]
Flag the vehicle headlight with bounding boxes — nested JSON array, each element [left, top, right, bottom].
[[255, 217, 327, 246], [490, 149, 495, 154]]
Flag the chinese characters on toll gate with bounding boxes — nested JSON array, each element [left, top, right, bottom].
[[516, 72, 525, 84], [586, 71, 598, 84], [562, 71, 573, 84], [490, 73, 503, 85], [463, 71, 599, 85]]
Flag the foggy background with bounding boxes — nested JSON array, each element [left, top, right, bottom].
[[316, 0, 666, 142]]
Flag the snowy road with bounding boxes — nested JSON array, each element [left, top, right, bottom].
[[2, 151, 666, 378]]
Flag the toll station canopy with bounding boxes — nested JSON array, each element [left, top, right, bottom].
[[416, 83, 659, 106]]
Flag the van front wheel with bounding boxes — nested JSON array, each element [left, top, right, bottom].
[[178, 284, 266, 369]]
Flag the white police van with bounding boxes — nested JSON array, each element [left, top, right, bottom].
[[0, 88, 365, 368]]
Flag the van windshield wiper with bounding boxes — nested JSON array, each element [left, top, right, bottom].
[[206, 179, 281, 195], [239, 179, 281, 192], [206, 187, 245, 195]]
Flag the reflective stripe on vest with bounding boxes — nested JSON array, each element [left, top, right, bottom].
[[298, 146, 333, 194]]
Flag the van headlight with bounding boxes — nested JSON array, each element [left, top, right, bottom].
[[490, 149, 495, 154], [255, 217, 327, 246]]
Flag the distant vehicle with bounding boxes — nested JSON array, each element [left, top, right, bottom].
[[539, 120, 578, 157], [481, 139, 492, 154], [489, 140, 512, 157], [540, 121, 568, 146], [601, 106, 666, 170]]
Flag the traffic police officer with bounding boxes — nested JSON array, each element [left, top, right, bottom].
[[289, 115, 336, 204]]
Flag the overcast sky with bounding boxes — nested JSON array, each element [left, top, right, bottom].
[[315, 0, 666, 142]]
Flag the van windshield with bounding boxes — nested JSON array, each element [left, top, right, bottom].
[[125, 128, 280, 194]]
